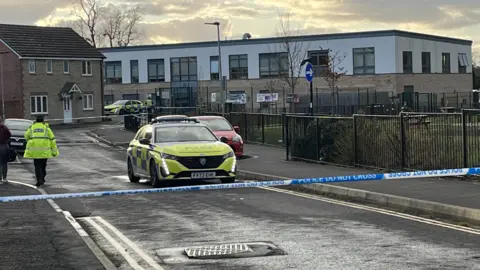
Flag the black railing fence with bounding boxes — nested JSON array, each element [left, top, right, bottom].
[[123, 108, 480, 171]]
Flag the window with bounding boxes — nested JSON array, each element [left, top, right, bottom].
[[308, 50, 329, 76], [229, 54, 248, 79], [421, 52, 431, 73], [259, 53, 288, 78], [147, 59, 165, 82], [210, 56, 219, 80], [46, 60, 53, 74], [353, 47, 375, 74], [402, 51, 412, 73], [122, 94, 139, 100], [130, 60, 139, 83], [28, 60, 36, 74], [154, 126, 217, 143], [63, 60, 69, 74], [170, 57, 197, 81], [82, 60, 92, 75], [458, 53, 468, 74], [83, 94, 94, 110], [104, 95, 114, 105], [442, 53, 451, 73], [30, 95, 48, 114], [105, 61, 122, 84]]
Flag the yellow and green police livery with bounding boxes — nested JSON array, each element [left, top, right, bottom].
[[126, 118, 237, 188], [104, 100, 145, 116]]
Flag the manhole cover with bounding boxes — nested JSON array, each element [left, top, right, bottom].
[[185, 244, 253, 258]]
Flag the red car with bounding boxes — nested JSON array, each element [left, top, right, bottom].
[[194, 116, 244, 157]]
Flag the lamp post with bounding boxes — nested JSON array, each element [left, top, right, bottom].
[[204, 21, 225, 114], [0, 51, 8, 121]]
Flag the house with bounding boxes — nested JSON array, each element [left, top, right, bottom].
[[99, 30, 473, 112], [0, 23, 105, 123]]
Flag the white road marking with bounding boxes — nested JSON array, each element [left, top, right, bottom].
[[94, 216, 164, 270], [257, 186, 480, 235], [63, 211, 89, 237], [82, 217, 145, 270], [8, 180, 62, 213]]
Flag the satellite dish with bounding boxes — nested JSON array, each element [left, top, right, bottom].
[[242, 33, 252, 40]]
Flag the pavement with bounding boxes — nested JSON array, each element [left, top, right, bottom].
[[90, 126, 480, 225], [1, 125, 478, 269]]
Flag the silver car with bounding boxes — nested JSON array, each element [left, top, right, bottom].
[[4, 118, 33, 153]]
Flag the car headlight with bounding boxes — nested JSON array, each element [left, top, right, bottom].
[[223, 151, 234, 159], [232, 134, 242, 143], [161, 153, 178, 160]]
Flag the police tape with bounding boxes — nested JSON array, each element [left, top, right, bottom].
[[1, 167, 478, 203]]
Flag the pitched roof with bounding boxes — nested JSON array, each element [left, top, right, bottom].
[[0, 23, 105, 59]]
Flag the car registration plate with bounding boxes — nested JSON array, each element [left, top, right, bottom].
[[191, 172, 216, 179], [10, 142, 22, 146]]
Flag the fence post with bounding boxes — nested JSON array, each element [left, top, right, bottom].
[[285, 114, 290, 161], [461, 109, 468, 168], [281, 113, 286, 147], [315, 117, 320, 161], [353, 114, 358, 167], [400, 112, 406, 169], [261, 114, 265, 144]]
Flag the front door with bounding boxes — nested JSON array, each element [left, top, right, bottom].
[[63, 97, 72, 123]]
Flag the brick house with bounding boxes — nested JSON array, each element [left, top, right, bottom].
[[0, 24, 105, 123]]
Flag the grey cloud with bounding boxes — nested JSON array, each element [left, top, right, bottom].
[[0, 0, 70, 24]]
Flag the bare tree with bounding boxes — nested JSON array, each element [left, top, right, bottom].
[[269, 11, 309, 113], [321, 48, 347, 115], [102, 4, 144, 47], [71, 0, 105, 47], [473, 50, 480, 67]]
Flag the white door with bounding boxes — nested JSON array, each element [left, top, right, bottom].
[[63, 97, 72, 123]]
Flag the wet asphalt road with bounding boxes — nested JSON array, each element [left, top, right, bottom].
[[16, 125, 480, 270]]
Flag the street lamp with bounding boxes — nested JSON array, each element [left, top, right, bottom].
[[204, 21, 225, 114], [300, 57, 314, 115], [0, 51, 8, 121]]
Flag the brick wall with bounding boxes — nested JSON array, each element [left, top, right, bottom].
[[22, 59, 103, 122], [0, 42, 23, 118]]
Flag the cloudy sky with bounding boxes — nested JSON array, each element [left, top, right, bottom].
[[1, 0, 480, 52]]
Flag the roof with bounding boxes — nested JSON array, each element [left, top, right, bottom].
[[0, 23, 105, 59], [99, 29, 473, 53], [60, 82, 82, 94]]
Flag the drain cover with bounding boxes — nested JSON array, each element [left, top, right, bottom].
[[184, 244, 253, 258]]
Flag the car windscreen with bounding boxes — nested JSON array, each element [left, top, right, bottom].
[[154, 126, 218, 143], [4, 120, 32, 131], [112, 100, 128, 105], [197, 118, 233, 131]]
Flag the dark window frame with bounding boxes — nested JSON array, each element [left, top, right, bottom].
[[105, 61, 122, 84], [353, 47, 375, 75], [130, 60, 139, 83], [402, 51, 413, 73], [147, 59, 165, 82], [458, 53, 468, 74], [421, 52, 431, 73], [442, 53, 451, 73], [210, 56, 219, 80], [170, 57, 197, 82], [308, 50, 329, 77], [229, 54, 248, 80], [258, 53, 288, 78]]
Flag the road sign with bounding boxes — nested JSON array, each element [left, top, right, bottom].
[[305, 63, 313, 82]]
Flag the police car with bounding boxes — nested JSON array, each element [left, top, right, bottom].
[[126, 118, 237, 187]]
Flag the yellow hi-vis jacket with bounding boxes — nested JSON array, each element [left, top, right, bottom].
[[23, 122, 59, 159]]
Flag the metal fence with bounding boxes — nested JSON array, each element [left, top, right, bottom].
[[124, 109, 480, 171]]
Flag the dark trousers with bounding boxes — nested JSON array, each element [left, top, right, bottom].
[[34, 159, 48, 183], [0, 144, 8, 180]]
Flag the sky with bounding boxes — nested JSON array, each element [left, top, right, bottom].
[[1, 0, 480, 54]]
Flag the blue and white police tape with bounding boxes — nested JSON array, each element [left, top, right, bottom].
[[1, 167, 479, 203]]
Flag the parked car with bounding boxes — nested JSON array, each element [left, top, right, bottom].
[[192, 116, 244, 157], [4, 118, 33, 153]]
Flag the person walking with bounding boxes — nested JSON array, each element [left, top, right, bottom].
[[23, 116, 59, 187], [0, 117, 11, 183]]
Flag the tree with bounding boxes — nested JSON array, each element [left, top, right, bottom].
[[321, 48, 347, 115], [270, 11, 310, 113], [70, 0, 144, 47]]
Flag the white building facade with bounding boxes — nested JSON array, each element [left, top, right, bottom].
[[99, 30, 473, 110]]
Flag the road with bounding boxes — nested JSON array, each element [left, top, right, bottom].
[[10, 125, 480, 269]]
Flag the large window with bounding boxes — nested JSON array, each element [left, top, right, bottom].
[[171, 57, 197, 81], [442, 53, 451, 73], [82, 60, 92, 76], [308, 50, 329, 76], [259, 53, 288, 78], [130, 60, 139, 83], [210, 56, 219, 80], [83, 94, 94, 110], [422, 52, 431, 73], [458, 53, 468, 74], [229, 54, 248, 79], [147, 59, 165, 82], [402, 51, 413, 73], [353, 47, 375, 75], [30, 95, 48, 114], [105, 61, 122, 84]]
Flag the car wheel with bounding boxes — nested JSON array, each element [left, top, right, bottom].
[[221, 177, 235, 184], [150, 160, 165, 188], [127, 158, 140, 183]]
